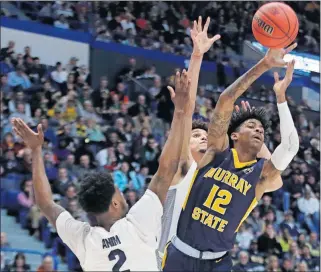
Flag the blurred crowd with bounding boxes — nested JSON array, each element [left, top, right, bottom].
[[1, 2, 320, 272], [3, 1, 320, 59]]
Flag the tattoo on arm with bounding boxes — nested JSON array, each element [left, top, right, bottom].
[[222, 62, 268, 102], [208, 109, 233, 138]]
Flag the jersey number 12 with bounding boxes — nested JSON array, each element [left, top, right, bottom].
[[203, 184, 232, 214], [108, 249, 130, 272]]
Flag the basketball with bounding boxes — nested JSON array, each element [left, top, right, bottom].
[[252, 2, 299, 49]]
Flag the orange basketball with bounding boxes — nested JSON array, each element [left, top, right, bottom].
[[252, 2, 299, 49]]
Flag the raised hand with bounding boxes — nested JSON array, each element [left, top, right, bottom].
[[263, 43, 297, 68], [273, 59, 295, 99], [11, 118, 44, 150], [167, 70, 192, 114], [234, 100, 252, 113], [190, 16, 221, 57]]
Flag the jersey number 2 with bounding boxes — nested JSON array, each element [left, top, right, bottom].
[[203, 184, 232, 214], [108, 249, 130, 272]]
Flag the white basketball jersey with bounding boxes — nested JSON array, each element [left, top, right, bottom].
[[158, 161, 197, 254], [56, 189, 162, 271]]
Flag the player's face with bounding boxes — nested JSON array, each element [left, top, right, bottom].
[[232, 119, 264, 152], [190, 129, 208, 154]]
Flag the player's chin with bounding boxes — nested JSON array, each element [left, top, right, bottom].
[[251, 140, 263, 153]]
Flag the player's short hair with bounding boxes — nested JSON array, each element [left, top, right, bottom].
[[78, 171, 115, 214], [192, 119, 208, 132], [228, 107, 270, 147]]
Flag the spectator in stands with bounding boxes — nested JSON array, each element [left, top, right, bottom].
[[284, 241, 302, 268], [301, 244, 319, 270], [54, 14, 69, 29], [259, 195, 277, 217], [113, 161, 130, 192], [236, 224, 254, 250], [280, 210, 300, 238], [139, 135, 160, 174], [247, 207, 265, 236], [124, 189, 138, 208], [266, 255, 281, 272], [6, 253, 30, 272], [75, 154, 94, 178], [65, 57, 79, 74], [60, 184, 77, 209], [307, 232, 320, 257], [52, 167, 74, 195], [50, 62, 68, 87], [37, 255, 56, 272], [279, 228, 294, 254], [128, 94, 149, 117], [282, 258, 294, 272], [257, 224, 282, 257], [295, 261, 309, 272], [129, 165, 148, 193], [0, 232, 10, 248], [233, 251, 251, 272], [297, 189, 320, 233], [0, 41, 15, 61], [7, 66, 31, 90]]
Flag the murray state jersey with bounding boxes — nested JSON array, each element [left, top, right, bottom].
[[56, 190, 162, 271], [177, 148, 265, 252]]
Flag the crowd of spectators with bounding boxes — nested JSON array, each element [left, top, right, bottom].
[[3, 1, 320, 59], [0, 2, 320, 271]]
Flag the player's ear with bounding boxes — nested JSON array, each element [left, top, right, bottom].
[[231, 132, 238, 141]]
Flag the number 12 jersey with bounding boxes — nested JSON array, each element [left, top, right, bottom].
[[177, 148, 265, 252]]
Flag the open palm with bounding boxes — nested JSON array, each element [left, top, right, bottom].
[[273, 60, 295, 96], [11, 118, 44, 150], [191, 16, 221, 56]]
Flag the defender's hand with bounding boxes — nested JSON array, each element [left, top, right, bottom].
[[273, 59, 295, 99], [191, 16, 221, 57], [11, 118, 44, 150], [167, 70, 192, 114], [263, 43, 297, 68], [234, 101, 252, 113]]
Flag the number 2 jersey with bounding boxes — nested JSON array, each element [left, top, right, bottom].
[[56, 189, 162, 271], [177, 148, 265, 252]]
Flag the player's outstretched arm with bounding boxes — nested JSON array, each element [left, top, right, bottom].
[[199, 43, 298, 168], [148, 70, 191, 204], [257, 60, 299, 196], [171, 17, 220, 183], [11, 118, 65, 228]]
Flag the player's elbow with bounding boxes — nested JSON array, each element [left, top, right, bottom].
[[218, 91, 236, 105]]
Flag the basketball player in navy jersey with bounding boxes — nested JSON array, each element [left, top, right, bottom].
[[162, 42, 299, 271], [158, 16, 280, 259]]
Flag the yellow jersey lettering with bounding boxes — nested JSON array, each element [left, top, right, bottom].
[[243, 181, 252, 196], [192, 207, 201, 220], [223, 171, 232, 185], [203, 214, 214, 227], [212, 189, 232, 215], [211, 216, 221, 229], [200, 210, 209, 223], [203, 168, 216, 178], [213, 168, 226, 181], [191, 207, 230, 232], [203, 184, 219, 208], [217, 219, 228, 232], [235, 178, 245, 193], [229, 174, 239, 188]]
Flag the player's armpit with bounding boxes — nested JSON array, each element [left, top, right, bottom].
[[256, 144, 283, 193], [41, 202, 66, 229], [257, 160, 283, 196], [149, 167, 179, 204]]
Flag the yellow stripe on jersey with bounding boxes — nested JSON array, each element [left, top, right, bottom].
[[182, 169, 199, 211], [161, 242, 171, 269], [235, 197, 258, 232], [231, 148, 257, 169]]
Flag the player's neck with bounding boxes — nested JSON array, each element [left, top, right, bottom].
[[96, 214, 118, 231], [234, 146, 257, 162], [193, 151, 204, 164]]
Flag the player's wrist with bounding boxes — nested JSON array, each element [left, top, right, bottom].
[[192, 51, 203, 58]]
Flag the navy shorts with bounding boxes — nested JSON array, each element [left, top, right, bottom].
[[162, 242, 233, 272]]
